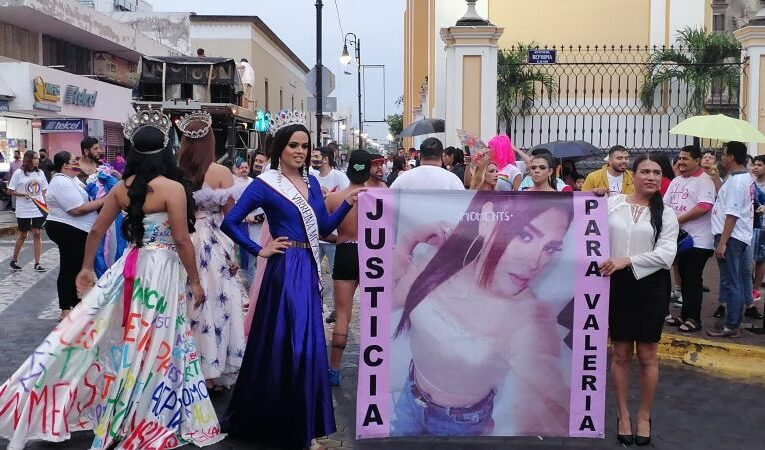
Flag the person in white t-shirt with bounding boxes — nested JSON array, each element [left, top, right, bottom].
[[7, 150, 48, 272], [708, 141, 755, 338], [390, 138, 465, 190], [663, 146, 716, 332], [309, 146, 350, 276]]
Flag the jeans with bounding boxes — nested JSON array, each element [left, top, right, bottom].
[[391, 363, 494, 436], [46, 221, 88, 310], [319, 242, 336, 272], [715, 235, 749, 330], [678, 247, 713, 322]]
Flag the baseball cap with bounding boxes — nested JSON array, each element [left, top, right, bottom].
[[347, 150, 372, 184]]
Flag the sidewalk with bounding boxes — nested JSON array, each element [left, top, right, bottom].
[[0, 210, 17, 237]]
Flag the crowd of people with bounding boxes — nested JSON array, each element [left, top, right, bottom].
[[0, 106, 764, 449]]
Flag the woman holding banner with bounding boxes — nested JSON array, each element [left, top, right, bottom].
[[219, 111, 364, 450], [390, 191, 574, 436], [600, 153, 678, 446]]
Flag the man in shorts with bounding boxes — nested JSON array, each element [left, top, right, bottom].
[[324, 149, 371, 386]]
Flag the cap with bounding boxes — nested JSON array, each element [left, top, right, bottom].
[[347, 150, 372, 184]]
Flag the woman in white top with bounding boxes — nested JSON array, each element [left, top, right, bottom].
[[46, 151, 106, 319], [599, 153, 678, 446], [7, 150, 48, 272]]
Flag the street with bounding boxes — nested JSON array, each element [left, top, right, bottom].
[[0, 237, 764, 449]]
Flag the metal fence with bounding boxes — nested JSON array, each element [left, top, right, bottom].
[[503, 45, 746, 159]]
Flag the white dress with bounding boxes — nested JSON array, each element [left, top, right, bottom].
[[188, 185, 247, 386]]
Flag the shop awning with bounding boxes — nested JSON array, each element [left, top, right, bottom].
[[0, 75, 14, 98]]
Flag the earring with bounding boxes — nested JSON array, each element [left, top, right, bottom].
[[463, 235, 485, 268], [302, 167, 310, 188]]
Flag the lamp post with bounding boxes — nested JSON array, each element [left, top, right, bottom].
[[341, 33, 363, 150]]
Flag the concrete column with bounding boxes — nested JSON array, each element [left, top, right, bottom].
[[440, 2, 503, 147], [735, 5, 765, 154]]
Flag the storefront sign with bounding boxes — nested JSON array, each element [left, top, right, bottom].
[[41, 119, 84, 134], [32, 76, 61, 111], [64, 85, 98, 107], [31, 119, 42, 128]]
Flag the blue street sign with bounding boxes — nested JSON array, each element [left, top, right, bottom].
[[40, 119, 84, 134], [528, 49, 557, 64]]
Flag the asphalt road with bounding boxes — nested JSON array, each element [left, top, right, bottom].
[[0, 238, 764, 449]]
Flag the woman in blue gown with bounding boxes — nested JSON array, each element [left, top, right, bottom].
[[220, 116, 362, 449]]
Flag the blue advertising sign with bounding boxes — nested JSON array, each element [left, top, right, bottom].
[[40, 119, 84, 134], [528, 49, 557, 64]]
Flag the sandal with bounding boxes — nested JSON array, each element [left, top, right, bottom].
[[665, 316, 683, 326], [679, 318, 701, 332]]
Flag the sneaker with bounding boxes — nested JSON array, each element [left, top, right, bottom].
[[713, 305, 726, 318], [671, 288, 682, 299], [671, 296, 683, 308], [328, 368, 341, 387], [707, 327, 741, 338], [9, 261, 21, 271], [325, 310, 337, 324], [34, 264, 46, 273], [745, 306, 764, 320]]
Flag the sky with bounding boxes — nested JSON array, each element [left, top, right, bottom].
[[151, 0, 405, 143]]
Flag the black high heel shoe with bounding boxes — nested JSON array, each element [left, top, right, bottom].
[[635, 418, 651, 446], [617, 418, 633, 446]]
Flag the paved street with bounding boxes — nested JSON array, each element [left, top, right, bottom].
[[1, 238, 764, 449]]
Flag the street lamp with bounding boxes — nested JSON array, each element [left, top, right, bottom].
[[341, 32, 363, 150]]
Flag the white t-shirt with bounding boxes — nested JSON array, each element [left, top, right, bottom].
[[310, 168, 350, 196], [663, 170, 716, 249], [8, 169, 48, 219], [390, 165, 465, 190], [607, 172, 624, 196], [711, 171, 754, 244], [496, 164, 522, 191], [47, 174, 97, 232], [518, 175, 569, 191]]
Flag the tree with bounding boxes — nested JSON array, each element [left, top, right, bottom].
[[497, 43, 557, 136], [640, 27, 740, 115], [386, 113, 403, 138]]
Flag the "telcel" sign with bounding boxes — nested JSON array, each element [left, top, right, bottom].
[[64, 85, 98, 107]]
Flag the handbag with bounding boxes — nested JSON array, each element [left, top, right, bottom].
[[677, 229, 694, 254]]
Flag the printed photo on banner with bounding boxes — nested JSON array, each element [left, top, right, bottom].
[[356, 190, 610, 440]]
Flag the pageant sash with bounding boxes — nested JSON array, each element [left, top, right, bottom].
[[258, 170, 322, 282]]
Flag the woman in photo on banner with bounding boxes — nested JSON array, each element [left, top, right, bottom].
[[390, 190, 574, 437], [218, 111, 364, 449], [0, 109, 224, 449]]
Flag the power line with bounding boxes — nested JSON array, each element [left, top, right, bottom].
[[334, 0, 345, 40]]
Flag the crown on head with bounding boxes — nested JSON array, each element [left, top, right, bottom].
[[123, 107, 172, 153], [178, 110, 213, 140], [269, 110, 307, 135]]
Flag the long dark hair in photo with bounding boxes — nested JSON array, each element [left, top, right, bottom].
[[269, 124, 312, 174], [632, 153, 664, 243], [122, 126, 196, 247], [394, 191, 574, 337]]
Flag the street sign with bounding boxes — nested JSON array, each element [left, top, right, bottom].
[[308, 97, 337, 113], [528, 49, 557, 64], [306, 65, 336, 98]]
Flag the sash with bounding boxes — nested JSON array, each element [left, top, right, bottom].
[[258, 170, 322, 284]]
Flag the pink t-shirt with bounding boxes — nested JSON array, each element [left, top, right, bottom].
[[663, 169, 716, 249]]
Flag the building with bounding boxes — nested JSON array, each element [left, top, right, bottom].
[[403, 0, 742, 152], [0, 0, 179, 163]]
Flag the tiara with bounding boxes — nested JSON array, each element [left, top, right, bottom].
[[178, 111, 213, 139], [123, 108, 171, 153], [269, 110, 307, 135]]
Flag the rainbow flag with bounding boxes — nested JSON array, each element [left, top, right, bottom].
[[31, 197, 49, 216]]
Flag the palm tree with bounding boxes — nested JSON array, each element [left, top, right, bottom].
[[497, 43, 557, 136], [640, 27, 741, 115]]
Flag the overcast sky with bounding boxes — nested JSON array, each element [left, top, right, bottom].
[[151, 0, 405, 142]]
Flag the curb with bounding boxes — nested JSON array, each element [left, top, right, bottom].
[[658, 333, 765, 380], [0, 226, 17, 237]]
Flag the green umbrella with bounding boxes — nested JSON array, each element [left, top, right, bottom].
[[669, 114, 765, 143]]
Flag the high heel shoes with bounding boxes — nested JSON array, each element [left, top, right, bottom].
[[616, 418, 634, 446], [635, 418, 651, 446]]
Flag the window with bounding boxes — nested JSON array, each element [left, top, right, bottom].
[[279, 89, 284, 110], [42, 35, 91, 75], [713, 14, 725, 33], [291, 95, 295, 110], [264, 79, 270, 111]]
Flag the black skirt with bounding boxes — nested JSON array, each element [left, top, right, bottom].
[[609, 268, 671, 343]]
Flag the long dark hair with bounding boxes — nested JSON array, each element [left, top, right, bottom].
[[632, 153, 664, 243], [391, 156, 406, 173], [21, 150, 40, 175], [531, 153, 557, 190], [122, 127, 196, 247], [394, 191, 574, 337], [648, 151, 675, 181], [270, 124, 312, 174], [177, 121, 216, 191]]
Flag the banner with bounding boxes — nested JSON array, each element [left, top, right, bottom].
[[356, 190, 610, 440]]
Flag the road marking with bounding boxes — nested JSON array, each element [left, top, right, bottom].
[[0, 248, 58, 317], [37, 297, 60, 320], [0, 247, 14, 261]]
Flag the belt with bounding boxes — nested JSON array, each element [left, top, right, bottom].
[[337, 241, 358, 245], [288, 240, 312, 249], [408, 362, 495, 417]]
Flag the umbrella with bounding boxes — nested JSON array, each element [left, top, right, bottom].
[[669, 114, 765, 143], [532, 140, 600, 161], [398, 118, 445, 137]]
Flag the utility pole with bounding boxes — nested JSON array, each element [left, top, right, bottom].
[[315, 0, 323, 146]]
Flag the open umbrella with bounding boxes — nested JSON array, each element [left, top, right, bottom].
[[398, 118, 445, 137], [669, 114, 765, 143], [532, 140, 600, 161]]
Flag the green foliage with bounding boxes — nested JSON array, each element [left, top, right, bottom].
[[497, 43, 558, 133], [386, 113, 403, 137], [640, 27, 741, 115]]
